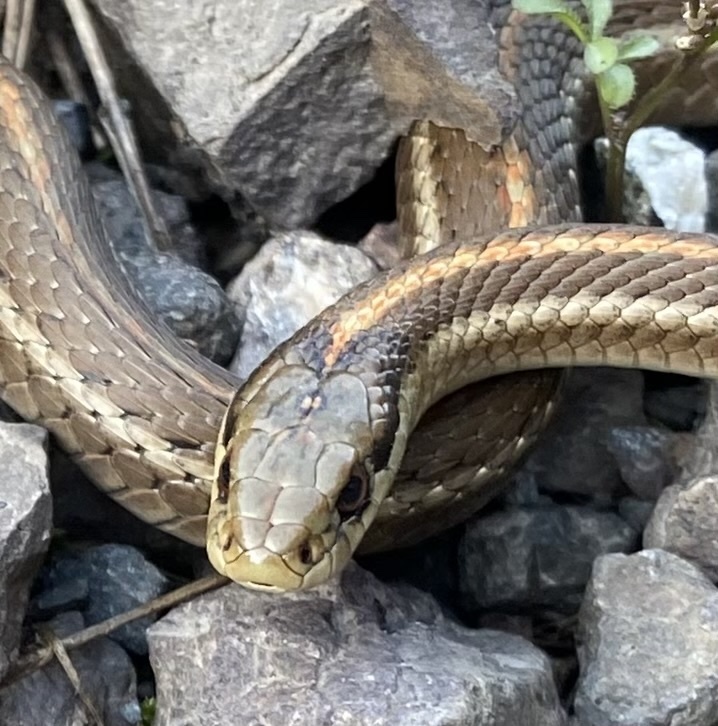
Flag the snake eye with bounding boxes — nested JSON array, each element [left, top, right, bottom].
[[299, 542, 313, 566], [336, 465, 370, 519]]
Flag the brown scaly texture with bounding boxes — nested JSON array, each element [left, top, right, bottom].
[[209, 226, 718, 590], [0, 63, 232, 545], [380, 0, 594, 550], [0, 1, 717, 563], [370, 3, 718, 550], [381, 0, 588, 549]]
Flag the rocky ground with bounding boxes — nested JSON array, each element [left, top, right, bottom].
[[1, 1, 718, 725]]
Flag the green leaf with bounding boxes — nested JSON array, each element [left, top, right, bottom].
[[141, 697, 156, 726], [581, 0, 613, 38], [598, 63, 636, 108], [511, 0, 588, 43], [584, 37, 619, 74], [511, 0, 588, 42], [616, 34, 660, 61], [512, 0, 572, 13]]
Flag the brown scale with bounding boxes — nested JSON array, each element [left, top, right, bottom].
[[0, 6, 716, 567]]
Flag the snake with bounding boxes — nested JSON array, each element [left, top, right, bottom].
[[1, 2, 718, 592]]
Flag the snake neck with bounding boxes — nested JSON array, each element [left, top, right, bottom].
[[209, 223, 718, 590]]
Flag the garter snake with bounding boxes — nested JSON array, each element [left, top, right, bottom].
[[0, 4, 717, 591]]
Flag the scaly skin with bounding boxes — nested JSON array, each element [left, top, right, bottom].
[[208, 226, 718, 590], [0, 4, 715, 589]]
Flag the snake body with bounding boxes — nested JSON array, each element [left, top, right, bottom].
[[208, 226, 718, 590], [0, 63, 231, 546], [0, 5, 717, 590]]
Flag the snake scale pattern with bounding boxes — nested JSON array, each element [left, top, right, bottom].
[[0, 3, 717, 589]]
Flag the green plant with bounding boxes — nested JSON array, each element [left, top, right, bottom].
[[511, 0, 718, 221], [141, 697, 156, 726]]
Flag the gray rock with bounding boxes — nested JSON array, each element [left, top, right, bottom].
[[357, 220, 400, 269], [149, 564, 566, 725], [52, 100, 94, 160], [641, 385, 718, 580], [617, 496, 656, 532], [643, 378, 706, 431], [502, 471, 553, 507], [123, 251, 240, 364], [518, 369, 646, 498], [605, 426, 677, 500], [34, 568, 89, 615], [643, 477, 718, 580], [596, 127, 707, 232], [0, 612, 139, 726], [0, 423, 52, 680], [459, 504, 639, 614], [703, 148, 718, 233], [36, 544, 172, 656], [624, 127, 707, 232], [88, 169, 203, 267], [228, 230, 377, 380], [359, 528, 462, 606], [574, 550, 718, 726], [682, 383, 718, 479], [89, 171, 241, 364], [87, 0, 513, 227]]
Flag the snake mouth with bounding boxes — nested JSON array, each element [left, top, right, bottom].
[[239, 580, 286, 594], [206, 516, 350, 591], [218, 546, 306, 591], [208, 511, 346, 590]]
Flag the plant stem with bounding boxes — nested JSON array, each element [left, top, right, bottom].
[[603, 126, 626, 223], [603, 33, 718, 221], [554, 11, 588, 43], [1, 573, 228, 688], [596, 84, 623, 222]]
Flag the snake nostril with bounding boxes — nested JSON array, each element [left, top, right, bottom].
[[222, 533, 234, 552]]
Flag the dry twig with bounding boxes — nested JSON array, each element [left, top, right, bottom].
[[38, 625, 106, 726], [62, 0, 172, 251], [1, 574, 227, 689], [3, 0, 37, 69]]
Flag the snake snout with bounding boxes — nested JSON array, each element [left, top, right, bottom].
[[225, 546, 304, 592], [207, 371, 381, 589], [208, 511, 336, 591]]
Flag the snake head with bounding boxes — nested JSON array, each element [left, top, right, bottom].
[[206, 359, 402, 591]]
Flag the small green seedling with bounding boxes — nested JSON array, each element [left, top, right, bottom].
[[141, 697, 156, 726], [513, 0, 658, 110], [510, 0, 718, 221]]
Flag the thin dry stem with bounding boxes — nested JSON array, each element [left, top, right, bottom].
[[46, 27, 107, 151], [39, 626, 106, 726], [62, 0, 172, 251], [1, 574, 227, 688], [3, 0, 36, 68], [2, 0, 21, 61], [15, 0, 35, 68]]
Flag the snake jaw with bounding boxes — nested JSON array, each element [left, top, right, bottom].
[[206, 510, 346, 591], [219, 547, 305, 592]]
